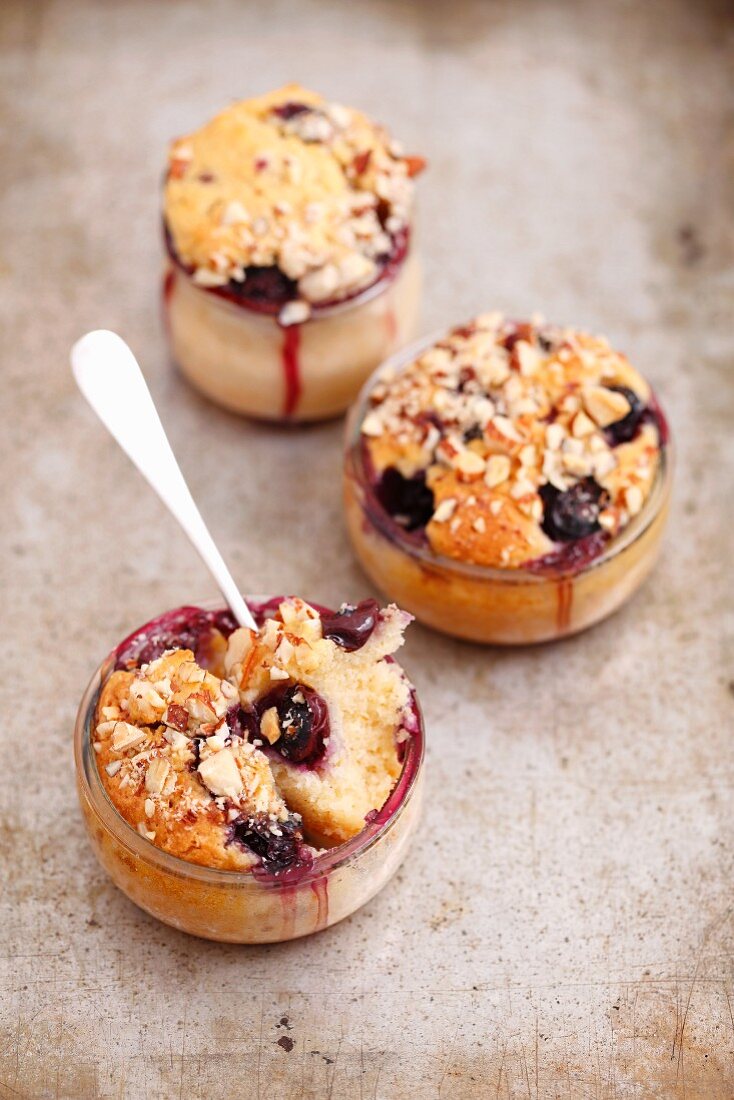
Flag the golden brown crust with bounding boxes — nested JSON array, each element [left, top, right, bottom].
[[163, 85, 423, 319], [362, 313, 664, 568]]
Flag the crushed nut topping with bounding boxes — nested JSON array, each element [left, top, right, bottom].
[[164, 85, 424, 308], [361, 313, 663, 568]]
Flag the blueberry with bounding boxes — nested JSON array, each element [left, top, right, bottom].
[[272, 102, 311, 121], [256, 683, 329, 766], [225, 704, 250, 741], [605, 386, 645, 445], [230, 813, 311, 872], [540, 478, 608, 542], [227, 265, 298, 307], [321, 600, 380, 652], [376, 467, 435, 532]]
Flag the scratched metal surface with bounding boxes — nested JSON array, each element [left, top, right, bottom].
[[2, 0, 734, 1096]]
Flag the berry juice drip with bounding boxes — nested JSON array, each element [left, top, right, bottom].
[[163, 267, 176, 305], [556, 577, 573, 633], [161, 268, 176, 335], [311, 877, 330, 930], [281, 324, 302, 419]]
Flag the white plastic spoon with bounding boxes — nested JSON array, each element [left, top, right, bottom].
[[71, 329, 258, 632]]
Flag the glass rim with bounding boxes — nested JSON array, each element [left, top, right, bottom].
[[163, 229, 416, 322], [74, 596, 425, 890], [345, 331, 674, 585]]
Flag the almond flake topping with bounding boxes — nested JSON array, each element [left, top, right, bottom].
[[572, 411, 596, 438], [198, 748, 243, 802], [491, 415, 523, 443], [584, 386, 631, 427], [432, 498, 458, 524], [145, 758, 171, 796], [485, 454, 511, 488], [260, 707, 282, 745], [452, 450, 486, 478], [111, 723, 148, 753], [624, 485, 644, 516], [279, 301, 311, 327]]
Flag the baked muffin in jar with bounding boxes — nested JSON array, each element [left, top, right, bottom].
[[344, 313, 672, 644], [75, 597, 424, 942], [162, 86, 424, 422]]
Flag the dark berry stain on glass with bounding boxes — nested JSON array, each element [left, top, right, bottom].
[[526, 531, 609, 577], [376, 467, 434, 532], [604, 386, 646, 446], [229, 813, 312, 874], [321, 599, 380, 651], [540, 478, 608, 542]]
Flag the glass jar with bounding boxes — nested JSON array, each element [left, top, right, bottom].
[[344, 344, 673, 645], [74, 598, 424, 942], [163, 247, 422, 423]]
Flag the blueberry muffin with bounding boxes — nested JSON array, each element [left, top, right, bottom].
[[163, 85, 425, 420], [92, 598, 416, 874], [345, 313, 671, 643]]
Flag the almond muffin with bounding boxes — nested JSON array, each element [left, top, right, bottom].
[[345, 313, 671, 643], [162, 85, 424, 420], [92, 598, 416, 874]]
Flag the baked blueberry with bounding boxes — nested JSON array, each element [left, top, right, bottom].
[[605, 385, 645, 446], [320, 600, 380, 652], [376, 468, 435, 532], [230, 813, 312, 873], [254, 683, 330, 766], [540, 478, 608, 542]]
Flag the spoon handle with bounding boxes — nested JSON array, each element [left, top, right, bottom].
[[71, 329, 258, 632]]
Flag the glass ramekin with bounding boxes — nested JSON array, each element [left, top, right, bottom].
[[344, 340, 673, 645], [74, 597, 424, 942], [162, 244, 422, 423]]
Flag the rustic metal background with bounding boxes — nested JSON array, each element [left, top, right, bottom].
[[2, 0, 734, 1095]]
